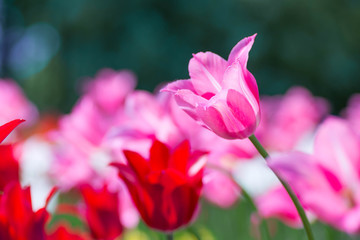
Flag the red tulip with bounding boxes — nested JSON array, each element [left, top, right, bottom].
[[0, 182, 50, 240], [0, 119, 24, 191], [47, 225, 89, 240], [80, 185, 123, 240], [112, 140, 207, 231]]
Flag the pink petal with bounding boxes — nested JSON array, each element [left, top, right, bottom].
[[228, 34, 257, 67], [222, 61, 260, 116], [173, 89, 208, 122], [161, 79, 195, 93], [227, 89, 259, 137], [342, 206, 360, 233], [314, 117, 360, 187], [196, 89, 257, 139], [256, 186, 302, 227], [188, 52, 227, 95], [268, 152, 350, 225], [196, 101, 236, 139], [203, 169, 240, 208]]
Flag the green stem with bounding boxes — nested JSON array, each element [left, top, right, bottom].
[[205, 163, 270, 240], [248, 135, 315, 240], [166, 233, 174, 240], [242, 188, 271, 240]]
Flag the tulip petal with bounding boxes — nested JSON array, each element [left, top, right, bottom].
[[202, 169, 240, 208], [0, 145, 19, 191], [256, 186, 301, 227], [188, 52, 227, 95], [314, 117, 360, 188], [0, 119, 25, 143], [228, 33, 256, 67], [196, 89, 256, 139], [222, 61, 259, 116], [149, 140, 170, 171], [123, 150, 150, 180], [268, 152, 349, 223], [227, 89, 258, 136], [168, 140, 190, 174], [197, 103, 234, 139], [173, 89, 208, 122], [161, 79, 195, 93]]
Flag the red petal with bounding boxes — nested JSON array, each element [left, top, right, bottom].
[[149, 140, 170, 171], [123, 150, 149, 180], [80, 185, 123, 240], [168, 140, 190, 174], [0, 145, 19, 191], [45, 187, 58, 208], [0, 119, 25, 143]]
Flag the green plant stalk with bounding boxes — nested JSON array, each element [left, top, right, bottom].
[[166, 233, 174, 240], [242, 188, 271, 240], [248, 135, 315, 240], [205, 163, 270, 239]]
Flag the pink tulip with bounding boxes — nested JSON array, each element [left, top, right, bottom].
[[82, 69, 136, 114], [256, 86, 329, 151], [0, 79, 38, 130], [106, 91, 185, 161], [268, 117, 360, 233], [49, 69, 139, 229], [162, 34, 260, 139], [343, 94, 360, 135], [256, 186, 302, 227], [50, 68, 136, 189]]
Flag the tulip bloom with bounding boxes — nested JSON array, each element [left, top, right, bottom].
[[255, 86, 328, 152], [269, 117, 360, 233], [0, 119, 24, 191], [0, 182, 50, 240], [80, 185, 123, 240], [47, 225, 89, 240], [162, 34, 260, 139], [111, 140, 206, 231], [0, 80, 38, 126]]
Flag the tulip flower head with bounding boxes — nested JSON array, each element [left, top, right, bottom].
[[47, 225, 89, 240], [0, 182, 50, 240], [80, 185, 123, 240], [269, 117, 360, 233], [162, 34, 260, 139], [0, 119, 24, 191], [111, 140, 207, 232]]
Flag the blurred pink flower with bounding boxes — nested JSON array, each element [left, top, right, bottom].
[[256, 187, 302, 227], [0, 79, 38, 131], [246, 87, 328, 226], [162, 34, 260, 139], [268, 117, 360, 233], [343, 94, 360, 135], [50, 69, 139, 229], [107, 91, 185, 161], [256, 86, 329, 152], [51, 69, 136, 188], [83, 69, 136, 114]]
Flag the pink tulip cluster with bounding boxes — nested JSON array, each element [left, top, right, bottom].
[[2, 34, 360, 239]]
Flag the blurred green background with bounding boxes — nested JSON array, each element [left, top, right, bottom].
[[3, 1, 360, 239], [2, 0, 360, 113]]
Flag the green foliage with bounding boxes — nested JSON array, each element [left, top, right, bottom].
[[6, 0, 360, 113]]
